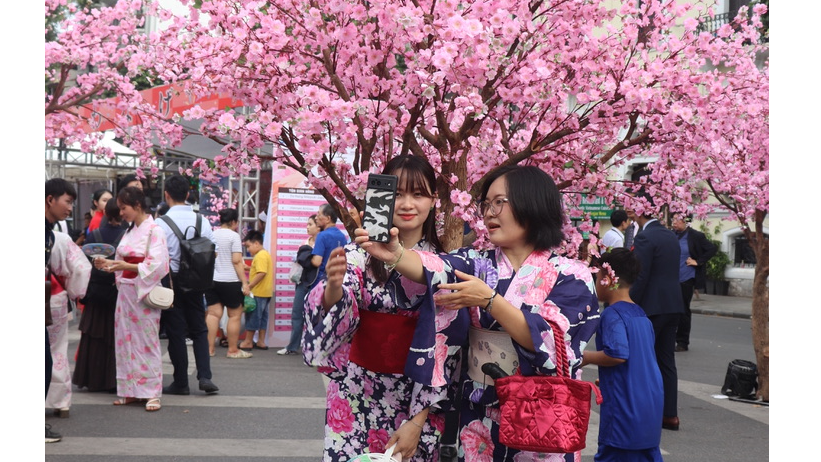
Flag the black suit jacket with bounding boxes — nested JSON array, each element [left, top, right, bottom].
[[685, 228, 718, 290], [629, 220, 685, 317]]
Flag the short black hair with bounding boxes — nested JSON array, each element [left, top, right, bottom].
[[596, 248, 641, 286], [45, 178, 77, 200], [118, 174, 143, 191], [243, 230, 264, 244], [479, 165, 565, 251], [219, 208, 239, 225], [104, 197, 121, 222], [155, 202, 170, 217], [610, 210, 628, 227], [117, 186, 147, 212], [164, 175, 190, 203], [92, 188, 113, 209], [319, 203, 338, 223]]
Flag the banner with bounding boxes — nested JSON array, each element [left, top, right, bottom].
[[262, 167, 349, 347]]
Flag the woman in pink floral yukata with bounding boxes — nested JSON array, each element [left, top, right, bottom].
[[94, 186, 169, 412], [302, 156, 469, 461], [358, 165, 600, 462]]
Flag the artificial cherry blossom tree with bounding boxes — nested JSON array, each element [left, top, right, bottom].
[[45, 0, 184, 177]]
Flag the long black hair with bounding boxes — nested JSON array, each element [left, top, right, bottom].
[[92, 188, 113, 211], [479, 165, 565, 251], [371, 155, 443, 283]]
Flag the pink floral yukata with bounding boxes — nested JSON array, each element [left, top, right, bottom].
[[113, 216, 169, 400]]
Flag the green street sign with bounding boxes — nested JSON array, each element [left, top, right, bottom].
[[576, 194, 612, 220]]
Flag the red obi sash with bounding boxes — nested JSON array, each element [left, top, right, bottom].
[[49, 274, 65, 296], [122, 256, 145, 279], [349, 309, 418, 375]]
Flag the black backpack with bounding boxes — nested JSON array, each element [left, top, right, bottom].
[[159, 214, 216, 292]]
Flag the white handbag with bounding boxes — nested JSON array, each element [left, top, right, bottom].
[[141, 228, 174, 310], [145, 286, 174, 310]]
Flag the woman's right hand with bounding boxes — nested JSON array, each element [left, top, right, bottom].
[[93, 256, 107, 270], [354, 226, 402, 263]]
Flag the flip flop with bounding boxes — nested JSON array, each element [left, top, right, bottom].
[[253, 344, 269, 350], [145, 398, 161, 412], [113, 397, 143, 406]]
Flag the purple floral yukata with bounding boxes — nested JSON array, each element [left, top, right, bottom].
[[414, 247, 599, 462], [303, 241, 469, 462]]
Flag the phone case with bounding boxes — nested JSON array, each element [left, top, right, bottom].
[[362, 174, 398, 243]]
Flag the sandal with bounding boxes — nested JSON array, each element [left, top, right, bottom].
[[219, 338, 230, 348], [113, 397, 143, 406], [227, 349, 253, 359], [145, 398, 161, 412]]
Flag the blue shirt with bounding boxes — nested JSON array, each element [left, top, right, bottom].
[[155, 205, 216, 272], [311, 226, 348, 286], [678, 230, 696, 283], [596, 301, 663, 450]]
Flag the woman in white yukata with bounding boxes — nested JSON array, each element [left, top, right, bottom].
[[46, 231, 91, 418], [302, 156, 469, 461], [358, 165, 600, 462], [94, 186, 169, 412]]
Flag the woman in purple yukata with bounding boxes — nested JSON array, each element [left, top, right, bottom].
[[302, 156, 469, 461], [94, 186, 169, 412], [358, 165, 600, 462]]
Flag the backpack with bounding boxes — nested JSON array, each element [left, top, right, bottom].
[[159, 214, 216, 292]]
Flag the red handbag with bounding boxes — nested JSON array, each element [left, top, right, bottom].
[[494, 321, 602, 453]]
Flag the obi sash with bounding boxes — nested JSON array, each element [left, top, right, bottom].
[[349, 309, 418, 375], [467, 326, 518, 386], [122, 256, 145, 279]]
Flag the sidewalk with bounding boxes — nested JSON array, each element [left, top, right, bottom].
[[690, 293, 753, 319]]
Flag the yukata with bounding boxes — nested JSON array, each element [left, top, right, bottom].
[[413, 247, 599, 462], [46, 232, 91, 411], [113, 217, 169, 399], [302, 241, 469, 462]]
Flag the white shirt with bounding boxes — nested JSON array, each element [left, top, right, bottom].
[[155, 205, 216, 272], [212, 228, 242, 282], [601, 227, 625, 249]]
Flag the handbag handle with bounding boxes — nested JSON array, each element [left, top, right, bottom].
[[547, 320, 569, 378]]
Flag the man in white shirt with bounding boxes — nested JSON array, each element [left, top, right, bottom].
[[601, 210, 631, 249], [156, 175, 219, 395]]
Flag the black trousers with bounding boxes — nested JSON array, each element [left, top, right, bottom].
[[676, 279, 696, 346], [161, 275, 212, 387], [649, 313, 680, 418]]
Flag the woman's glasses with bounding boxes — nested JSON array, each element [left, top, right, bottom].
[[477, 197, 509, 217]]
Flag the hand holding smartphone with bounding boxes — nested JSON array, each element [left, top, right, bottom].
[[362, 173, 398, 243]]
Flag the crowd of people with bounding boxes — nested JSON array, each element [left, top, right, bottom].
[[46, 158, 709, 461]]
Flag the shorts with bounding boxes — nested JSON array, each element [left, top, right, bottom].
[[245, 296, 270, 331], [204, 281, 244, 309]]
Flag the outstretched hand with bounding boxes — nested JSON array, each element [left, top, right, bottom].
[[354, 225, 402, 264], [433, 270, 493, 310]]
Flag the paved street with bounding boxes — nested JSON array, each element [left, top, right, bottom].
[[43, 294, 767, 461]]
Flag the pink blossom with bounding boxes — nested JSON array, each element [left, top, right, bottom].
[[326, 396, 355, 433], [461, 420, 494, 462]]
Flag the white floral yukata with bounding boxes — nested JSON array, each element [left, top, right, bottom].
[[113, 217, 169, 399]]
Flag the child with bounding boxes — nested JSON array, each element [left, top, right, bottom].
[[239, 231, 273, 351], [582, 248, 664, 461]]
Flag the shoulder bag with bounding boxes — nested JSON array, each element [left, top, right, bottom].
[[142, 227, 174, 310]]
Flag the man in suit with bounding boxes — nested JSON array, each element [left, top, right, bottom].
[[628, 200, 685, 431], [671, 215, 718, 352]]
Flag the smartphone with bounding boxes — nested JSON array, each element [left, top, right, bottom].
[[362, 173, 398, 243]]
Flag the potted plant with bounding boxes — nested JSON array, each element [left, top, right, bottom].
[[705, 243, 731, 295]]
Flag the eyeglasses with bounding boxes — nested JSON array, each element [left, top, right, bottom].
[[477, 197, 509, 217]]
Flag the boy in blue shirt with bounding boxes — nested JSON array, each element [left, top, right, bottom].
[[582, 248, 664, 461]]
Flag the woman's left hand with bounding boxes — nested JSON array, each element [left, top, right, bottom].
[[385, 420, 423, 460], [103, 260, 130, 273], [434, 269, 493, 310]]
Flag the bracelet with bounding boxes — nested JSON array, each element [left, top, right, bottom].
[[385, 242, 405, 271], [482, 289, 498, 314], [407, 419, 423, 430]]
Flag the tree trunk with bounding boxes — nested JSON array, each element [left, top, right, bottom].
[[439, 155, 470, 252], [750, 243, 768, 401], [749, 220, 769, 402]]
